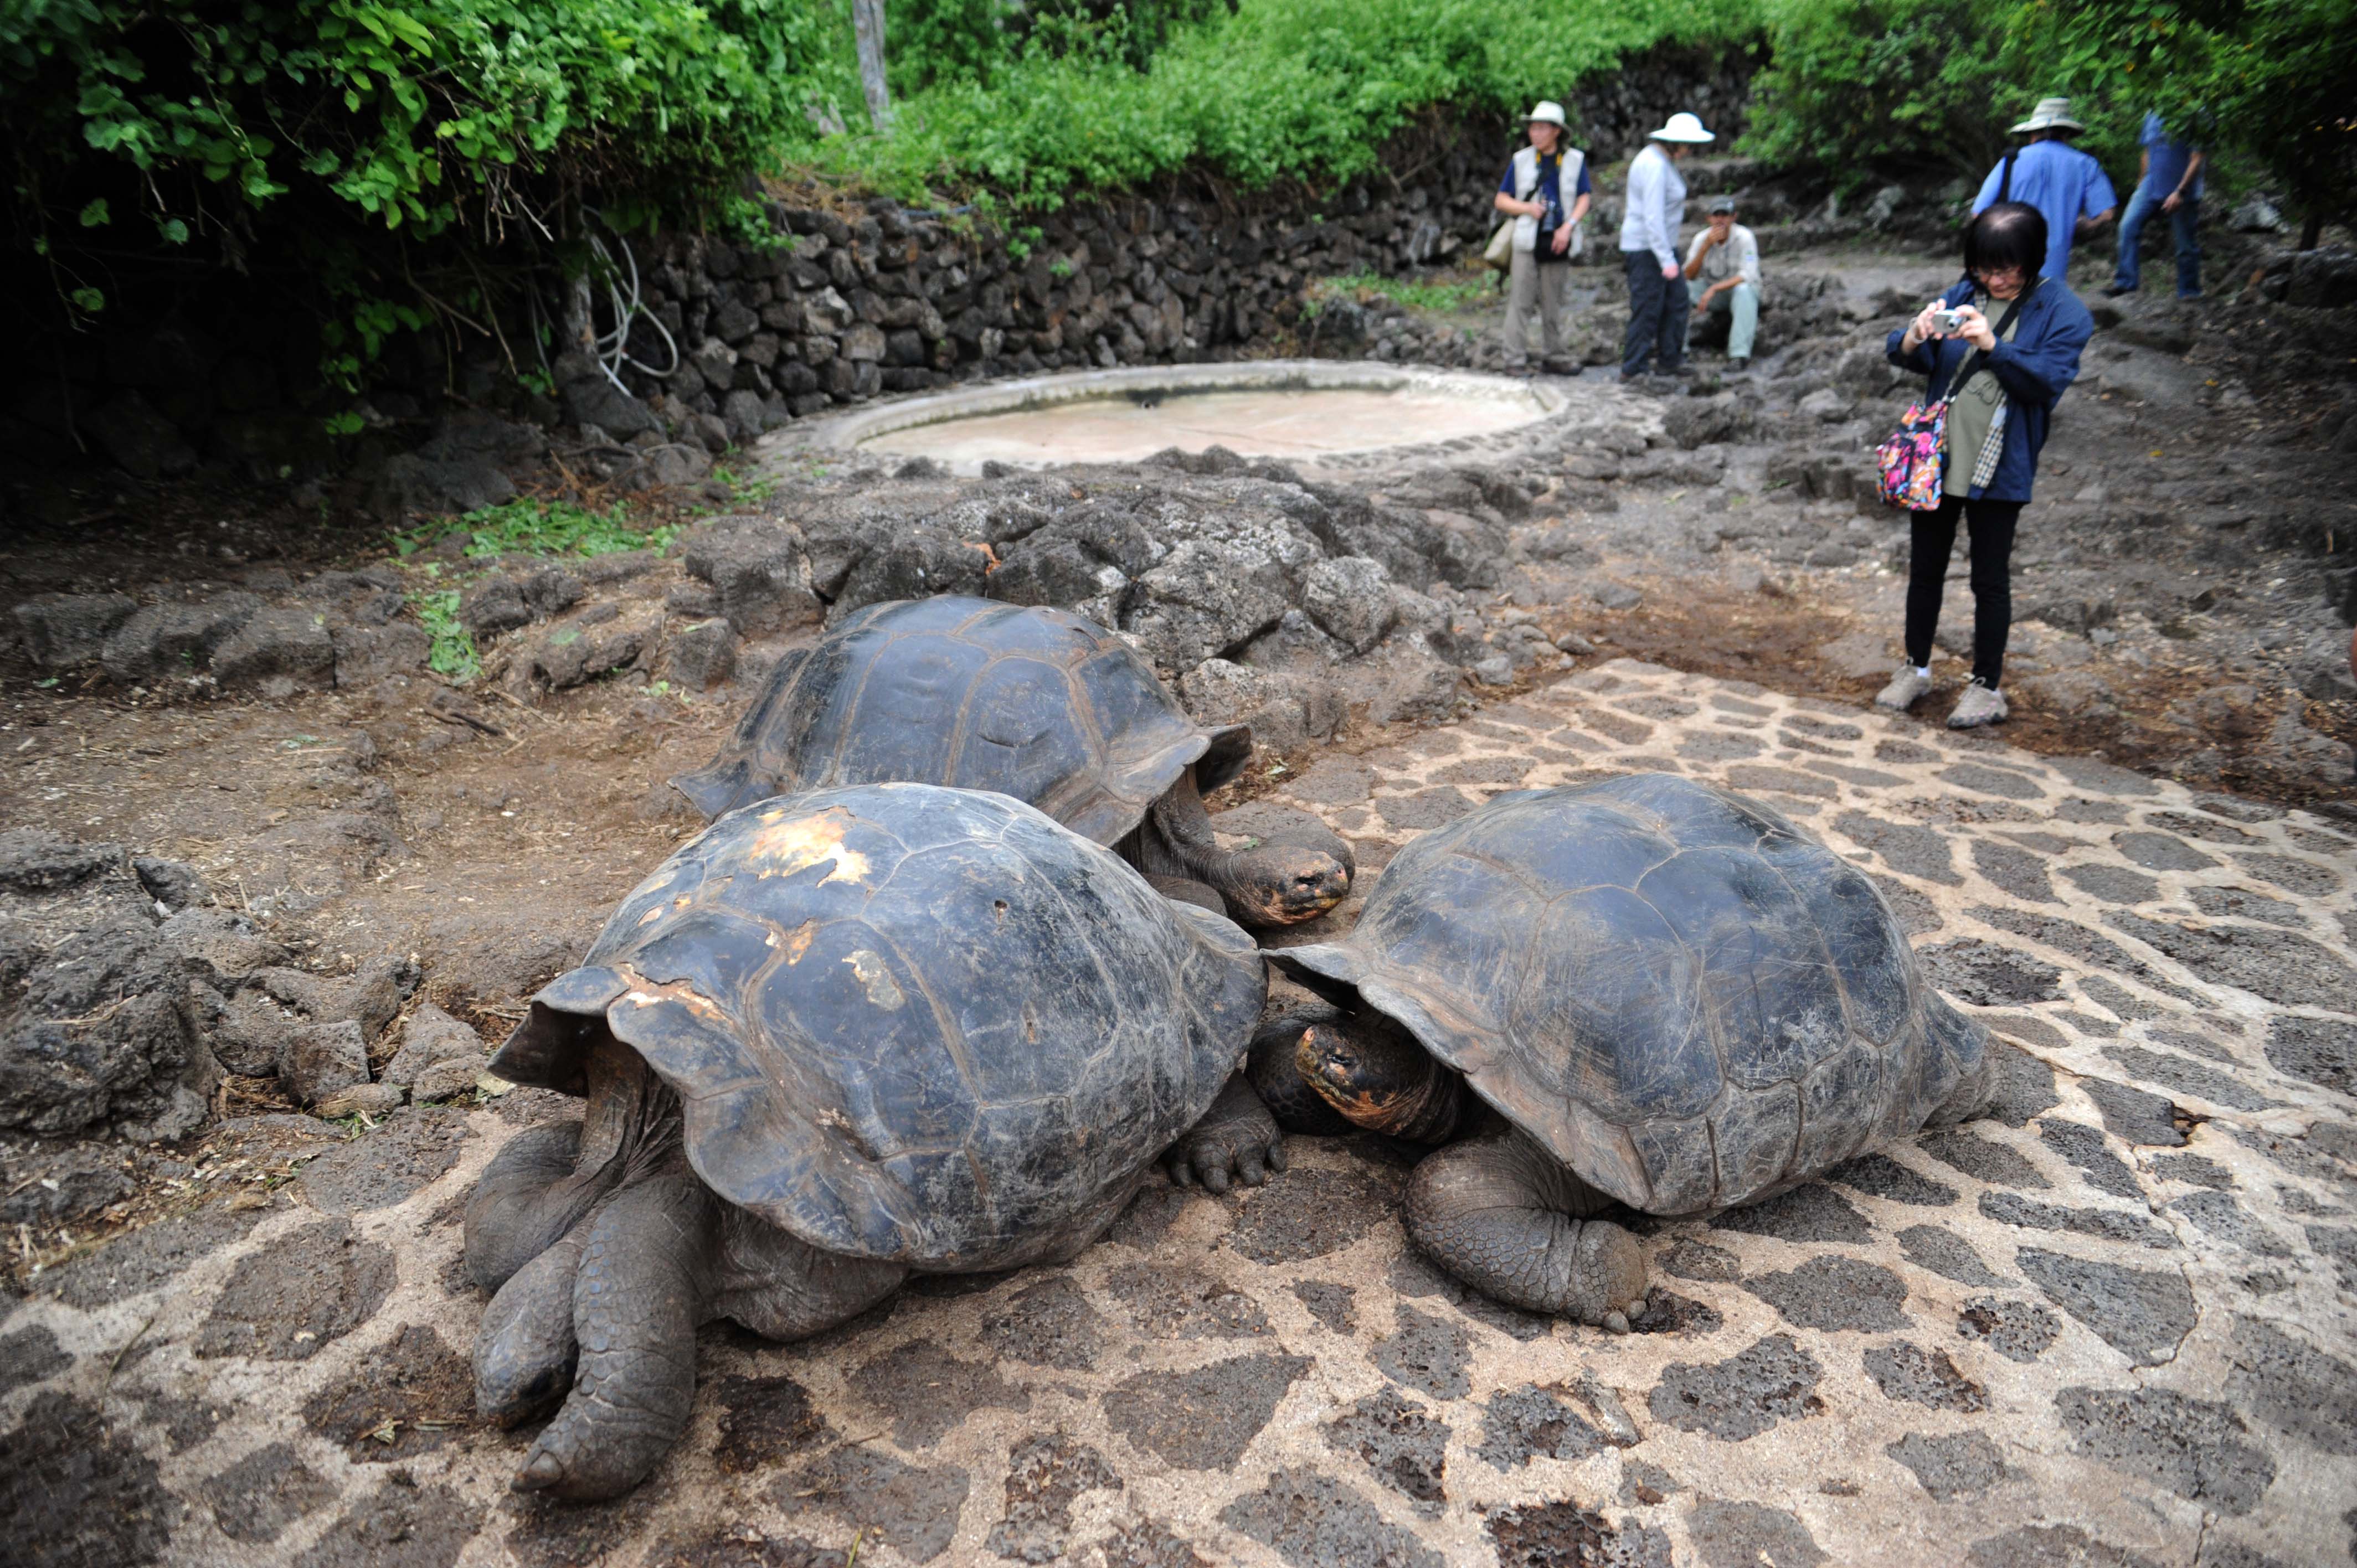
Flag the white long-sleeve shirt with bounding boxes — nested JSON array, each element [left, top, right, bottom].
[[1618, 142, 1686, 269]]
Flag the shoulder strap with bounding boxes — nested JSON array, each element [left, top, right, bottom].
[[1942, 286, 2031, 399], [1999, 148, 2018, 203]]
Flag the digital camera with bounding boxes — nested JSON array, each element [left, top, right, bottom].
[[1930, 307, 1969, 334]]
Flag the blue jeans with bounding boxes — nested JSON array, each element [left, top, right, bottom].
[[1622, 250, 1689, 375], [2112, 184, 2201, 297], [1697, 282, 1759, 359]]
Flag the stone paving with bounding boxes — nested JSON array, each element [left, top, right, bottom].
[[6, 659, 2356, 1568]]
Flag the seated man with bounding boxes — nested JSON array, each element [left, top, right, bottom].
[[1686, 195, 1761, 369]]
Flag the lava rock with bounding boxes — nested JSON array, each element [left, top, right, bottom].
[[281, 1020, 369, 1106], [210, 606, 336, 693], [10, 592, 137, 670], [681, 517, 822, 635]]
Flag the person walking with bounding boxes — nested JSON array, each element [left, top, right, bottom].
[[1495, 102, 1593, 374], [1971, 97, 2117, 285], [1877, 202, 2093, 729], [1685, 195, 1761, 370], [1619, 111, 1714, 381], [2106, 111, 2205, 299]]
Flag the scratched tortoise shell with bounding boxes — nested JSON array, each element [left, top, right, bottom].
[[1269, 773, 1993, 1215], [490, 781, 1265, 1263], [672, 594, 1250, 843]]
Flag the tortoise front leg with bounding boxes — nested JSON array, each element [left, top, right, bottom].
[[1405, 1130, 1649, 1330], [474, 1224, 590, 1427], [513, 1168, 716, 1499], [1164, 1073, 1287, 1194], [463, 1120, 618, 1292]]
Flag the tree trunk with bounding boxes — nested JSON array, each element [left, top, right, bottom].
[[852, 0, 892, 135], [2299, 211, 2323, 251]]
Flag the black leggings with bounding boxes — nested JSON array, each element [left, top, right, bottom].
[[1905, 496, 2023, 687]]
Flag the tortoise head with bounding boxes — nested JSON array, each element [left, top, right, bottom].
[[1295, 1011, 1437, 1135], [1221, 842, 1350, 927]]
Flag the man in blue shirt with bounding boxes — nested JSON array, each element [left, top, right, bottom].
[[2107, 111, 2206, 298], [1972, 97, 2118, 284]]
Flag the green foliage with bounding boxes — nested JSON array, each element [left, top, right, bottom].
[[1747, 0, 2356, 228], [2002, 0, 2356, 233], [6, 0, 845, 343], [1743, 0, 2016, 189], [1311, 269, 1494, 315], [895, 0, 1236, 91], [409, 587, 479, 682], [392, 496, 682, 561], [801, 0, 1759, 204]]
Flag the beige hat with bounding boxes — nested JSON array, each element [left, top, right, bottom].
[[2010, 96, 2085, 134], [1526, 101, 1568, 129]]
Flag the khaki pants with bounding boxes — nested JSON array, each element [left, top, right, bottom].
[[1503, 248, 1569, 366]]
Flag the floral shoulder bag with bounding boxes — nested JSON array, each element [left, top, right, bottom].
[[1875, 291, 2026, 510]]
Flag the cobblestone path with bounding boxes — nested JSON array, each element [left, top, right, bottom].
[[7, 661, 2353, 1567]]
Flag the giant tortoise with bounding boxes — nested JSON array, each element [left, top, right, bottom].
[[1253, 774, 1991, 1327], [673, 595, 1352, 927], [464, 783, 1269, 1498]]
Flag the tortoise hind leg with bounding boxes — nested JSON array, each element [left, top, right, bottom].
[[1922, 994, 1997, 1128], [1404, 1131, 1649, 1329], [513, 1170, 717, 1500], [1164, 1074, 1287, 1194]]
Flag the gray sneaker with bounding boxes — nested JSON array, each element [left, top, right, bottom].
[[1947, 679, 2009, 728], [1875, 663, 1932, 711]]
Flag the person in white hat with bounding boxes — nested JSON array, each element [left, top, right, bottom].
[[1618, 111, 1713, 381], [1970, 96, 2117, 285], [1494, 101, 1593, 374]]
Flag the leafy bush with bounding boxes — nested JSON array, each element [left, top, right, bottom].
[[2002, 0, 2356, 242], [894, 0, 1237, 91], [802, 0, 1761, 204], [1742, 0, 2018, 191], [1747, 0, 2356, 233], [4, 1, 845, 345]]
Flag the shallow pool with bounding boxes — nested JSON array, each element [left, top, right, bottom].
[[858, 381, 1553, 471]]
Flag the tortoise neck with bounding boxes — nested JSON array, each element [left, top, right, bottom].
[[1139, 767, 1240, 895], [1378, 1055, 1468, 1144], [579, 1033, 686, 1183]]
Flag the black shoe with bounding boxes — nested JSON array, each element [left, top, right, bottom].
[[2102, 282, 2136, 297], [1542, 357, 1581, 377]]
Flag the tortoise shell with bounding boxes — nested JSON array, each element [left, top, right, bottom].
[[673, 596, 1250, 844], [489, 783, 1264, 1266], [1269, 774, 1988, 1215]]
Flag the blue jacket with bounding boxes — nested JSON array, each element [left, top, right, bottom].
[[1885, 276, 2093, 503]]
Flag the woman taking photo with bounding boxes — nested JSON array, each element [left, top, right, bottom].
[[1877, 202, 2093, 728]]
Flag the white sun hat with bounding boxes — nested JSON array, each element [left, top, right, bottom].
[[1526, 101, 1568, 128], [2009, 96, 2085, 134], [1650, 112, 1715, 143]]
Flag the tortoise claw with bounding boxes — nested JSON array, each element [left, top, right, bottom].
[[1602, 1311, 1631, 1335], [513, 1450, 566, 1492]]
